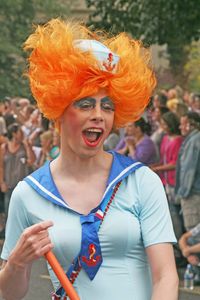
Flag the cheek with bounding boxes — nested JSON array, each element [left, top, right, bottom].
[[107, 114, 114, 129], [64, 110, 82, 136]]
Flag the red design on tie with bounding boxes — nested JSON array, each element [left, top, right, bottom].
[[81, 244, 101, 266], [102, 53, 116, 72]]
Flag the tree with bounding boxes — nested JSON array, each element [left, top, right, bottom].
[[86, 0, 200, 86], [184, 41, 200, 92], [0, 0, 70, 100]]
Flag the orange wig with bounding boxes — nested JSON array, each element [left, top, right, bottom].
[[24, 19, 156, 128]]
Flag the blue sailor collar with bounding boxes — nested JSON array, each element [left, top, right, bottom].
[[24, 151, 143, 213]]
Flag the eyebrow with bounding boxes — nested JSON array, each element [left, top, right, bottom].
[[73, 97, 95, 106], [101, 96, 113, 103], [73, 96, 114, 106]]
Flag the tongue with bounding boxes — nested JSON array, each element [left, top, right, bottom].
[[84, 132, 99, 142]]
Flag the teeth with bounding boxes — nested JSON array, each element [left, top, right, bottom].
[[86, 128, 102, 133]]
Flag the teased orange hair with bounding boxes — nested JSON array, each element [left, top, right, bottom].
[[24, 18, 156, 128]]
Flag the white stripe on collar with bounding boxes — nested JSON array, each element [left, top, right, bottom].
[[27, 175, 69, 208], [102, 161, 142, 199]]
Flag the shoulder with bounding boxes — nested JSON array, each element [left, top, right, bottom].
[[191, 131, 200, 145], [127, 166, 165, 201], [140, 135, 154, 146], [11, 180, 37, 202], [137, 166, 163, 191], [184, 131, 200, 150]]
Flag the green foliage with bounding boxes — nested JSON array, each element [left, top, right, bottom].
[[184, 41, 200, 92], [0, 0, 70, 100], [86, 0, 200, 85]]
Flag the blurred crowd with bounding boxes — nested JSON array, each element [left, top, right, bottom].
[[0, 96, 60, 232], [0, 86, 200, 278]]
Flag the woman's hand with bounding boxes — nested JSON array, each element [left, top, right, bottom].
[[182, 246, 191, 258], [8, 220, 54, 269], [0, 182, 8, 193], [125, 136, 136, 147], [0, 221, 54, 300], [187, 255, 200, 266]]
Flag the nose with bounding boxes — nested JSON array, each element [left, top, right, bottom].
[[90, 104, 104, 122]]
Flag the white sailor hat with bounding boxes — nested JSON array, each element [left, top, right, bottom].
[[74, 39, 120, 73]]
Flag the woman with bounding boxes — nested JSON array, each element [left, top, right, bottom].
[[152, 112, 182, 194], [0, 123, 35, 217], [150, 106, 169, 161], [151, 112, 184, 264], [116, 118, 157, 165], [0, 19, 178, 300]]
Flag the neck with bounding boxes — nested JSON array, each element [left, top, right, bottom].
[[51, 147, 112, 181]]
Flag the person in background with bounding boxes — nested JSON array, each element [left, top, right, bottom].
[[175, 112, 200, 231], [0, 19, 178, 300], [10, 97, 31, 124], [0, 103, 7, 137], [146, 92, 168, 133], [0, 135, 7, 239], [150, 106, 169, 161], [116, 118, 157, 165], [22, 108, 43, 147], [37, 130, 53, 167], [151, 112, 184, 264], [191, 94, 200, 115], [49, 129, 60, 160], [0, 123, 35, 217], [0, 102, 7, 238], [3, 97, 16, 127], [152, 112, 183, 193], [103, 128, 120, 151], [179, 223, 200, 284]]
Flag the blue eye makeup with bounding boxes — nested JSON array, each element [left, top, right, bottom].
[[73, 98, 96, 110], [73, 96, 115, 111], [101, 97, 115, 111]]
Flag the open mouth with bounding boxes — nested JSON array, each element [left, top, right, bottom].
[[82, 128, 104, 147]]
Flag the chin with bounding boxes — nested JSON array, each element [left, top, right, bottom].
[[77, 146, 103, 159]]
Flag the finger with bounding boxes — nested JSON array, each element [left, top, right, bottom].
[[28, 241, 54, 259], [23, 220, 53, 237], [35, 230, 50, 241], [25, 237, 53, 258], [23, 230, 50, 249]]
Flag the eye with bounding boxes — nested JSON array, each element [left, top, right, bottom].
[[79, 101, 93, 110], [73, 98, 95, 110], [101, 102, 115, 111], [101, 97, 115, 112]]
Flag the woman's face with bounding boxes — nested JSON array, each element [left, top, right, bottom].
[[152, 108, 161, 122], [153, 95, 160, 108], [124, 122, 135, 136], [160, 118, 169, 134], [60, 89, 115, 158], [14, 128, 24, 142], [53, 130, 60, 146], [180, 116, 190, 136]]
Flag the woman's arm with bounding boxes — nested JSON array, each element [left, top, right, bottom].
[[0, 220, 53, 300], [151, 163, 176, 172], [0, 143, 8, 192], [146, 243, 179, 300], [23, 138, 36, 166], [116, 144, 128, 155], [182, 243, 200, 257], [179, 231, 191, 252]]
